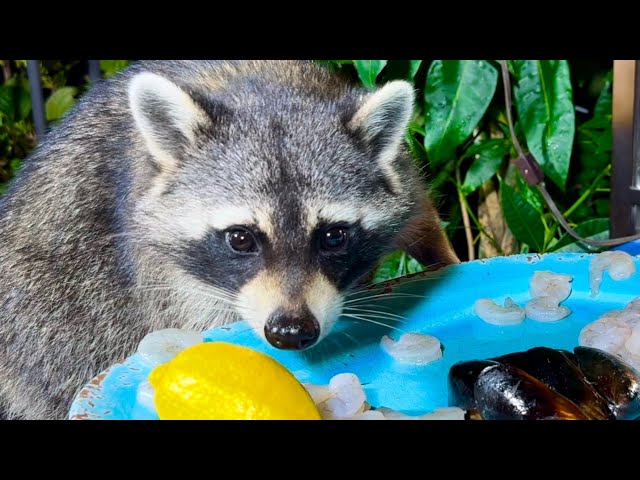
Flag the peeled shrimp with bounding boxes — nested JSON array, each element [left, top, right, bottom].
[[625, 324, 640, 356], [377, 406, 465, 420], [579, 316, 632, 353], [348, 410, 386, 420], [303, 373, 367, 419], [589, 251, 636, 297], [136, 328, 203, 367], [525, 296, 571, 322], [302, 372, 465, 420], [474, 297, 526, 326], [625, 297, 640, 313], [529, 271, 573, 302], [136, 380, 157, 414], [380, 332, 443, 365]]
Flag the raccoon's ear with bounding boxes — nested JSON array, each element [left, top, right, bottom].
[[128, 72, 210, 173], [348, 80, 415, 190]]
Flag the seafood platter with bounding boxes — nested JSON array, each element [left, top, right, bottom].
[[69, 252, 640, 420]]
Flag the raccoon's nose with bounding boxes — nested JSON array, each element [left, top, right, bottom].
[[264, 311, 320, 350]]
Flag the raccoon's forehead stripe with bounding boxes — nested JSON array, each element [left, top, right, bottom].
[[167, 203, 275, 240], [211, 206, 275, 238], [305, 202, 389, 233]]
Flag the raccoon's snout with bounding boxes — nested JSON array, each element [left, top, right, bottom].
[[264, 310, 320, 350]]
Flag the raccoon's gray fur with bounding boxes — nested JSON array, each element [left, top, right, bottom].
[[0, 60, 458, 419]]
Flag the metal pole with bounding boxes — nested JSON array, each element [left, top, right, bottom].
[[26, 60, 47, 142], [88, 60, 101, 84]]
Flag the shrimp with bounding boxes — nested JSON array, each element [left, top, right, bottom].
[[380, 332, 443, 365], [136, 328, 202, 367], [474, 297, 526, 326], [529, 270, 573, 302], [303, 373, 367, 419], [625, 324, 640, 357], [579, 316, 632, 354], [625, 297, 640, 313], [377, 406, 466, 420], [525, 296, 571, 322], [589, 251, 636, 297]]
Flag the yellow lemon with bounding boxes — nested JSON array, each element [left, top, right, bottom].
[[148, 342, 321, 420]]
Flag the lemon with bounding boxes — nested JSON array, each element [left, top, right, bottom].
[[148, 342, 321, 420]]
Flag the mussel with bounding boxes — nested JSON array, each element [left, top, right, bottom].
[[447, 345, 640, 420], [448, 360, 500, 411], [574, 346, 640, 420], [473, 364, 590, 420], [491, 347, 613, 420]]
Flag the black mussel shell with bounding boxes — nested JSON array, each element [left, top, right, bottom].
[[473, 364, 591, 420], [448, 360, 500, 410], [491, 346, 613, 420], [574, 346, 640, 420]]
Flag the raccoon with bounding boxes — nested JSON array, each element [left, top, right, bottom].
[[0, 60, 458, 419]]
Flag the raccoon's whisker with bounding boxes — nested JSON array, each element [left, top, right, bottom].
[[343, 292, 427, 303], [186, 286, 239, 304], [329, 330, 361, 350], [340, 331, 360, 348], [340, 314, 407, 333], [342, 307, 407, 321], [345, 289, 429, 299], [346, 275, 444, 295], [370, 274, 449, 289], [136, 283, 239, 305], [135, 288, 239, 310], [340, 302, 394, 311], [343, 312, 407, 324]]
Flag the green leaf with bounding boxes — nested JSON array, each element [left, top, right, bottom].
[[9, 158, 22, 175], [0, 85, 30, 120], [372, 251, 403, 283], [501, 181, 545, 251], [594, 70, 612, 119], [423, 60, 498, 166], [461, 139, 509, 194], [353, 60, 387, 90], [100, 60, 129, 79], [16, 85, 31, 121], [512, 60, 575, 190], [0, 86, 13, 118], [408, 60, 422, 80], [45, 87, 77, 121], [548, 218, 609, 252], [372, 250, 426, 283], [515, 173, 545, 213]]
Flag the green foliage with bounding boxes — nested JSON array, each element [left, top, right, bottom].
[[45, 87, 78, 121], [423, 60, 498, 166], [512, 60, 575, 190], [0, 59, 130, 191], [100, 60, 130, 79], [461, 139, 510, 195], [500, 181, 545, 252], [353, 60, 387, 90], [319, 59, 613, 282], [372, 251, 427, 284]]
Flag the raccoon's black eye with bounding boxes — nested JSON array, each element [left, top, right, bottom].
[[321, 227, 348, 252], [226, 228, 258, 254]]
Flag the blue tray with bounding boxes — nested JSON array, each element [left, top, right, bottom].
[[68, 252, 640, 420]]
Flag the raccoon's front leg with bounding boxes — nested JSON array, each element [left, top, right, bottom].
[[394, 195, 460, 270]]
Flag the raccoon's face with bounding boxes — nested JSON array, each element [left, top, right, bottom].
[[129, 65, 419, 350]]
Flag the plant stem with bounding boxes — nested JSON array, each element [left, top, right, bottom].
[[1, 60, 11, 83], [563, 164, 612, 218], [456, 168, 476, 261], [431, 160, 457, 190]]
